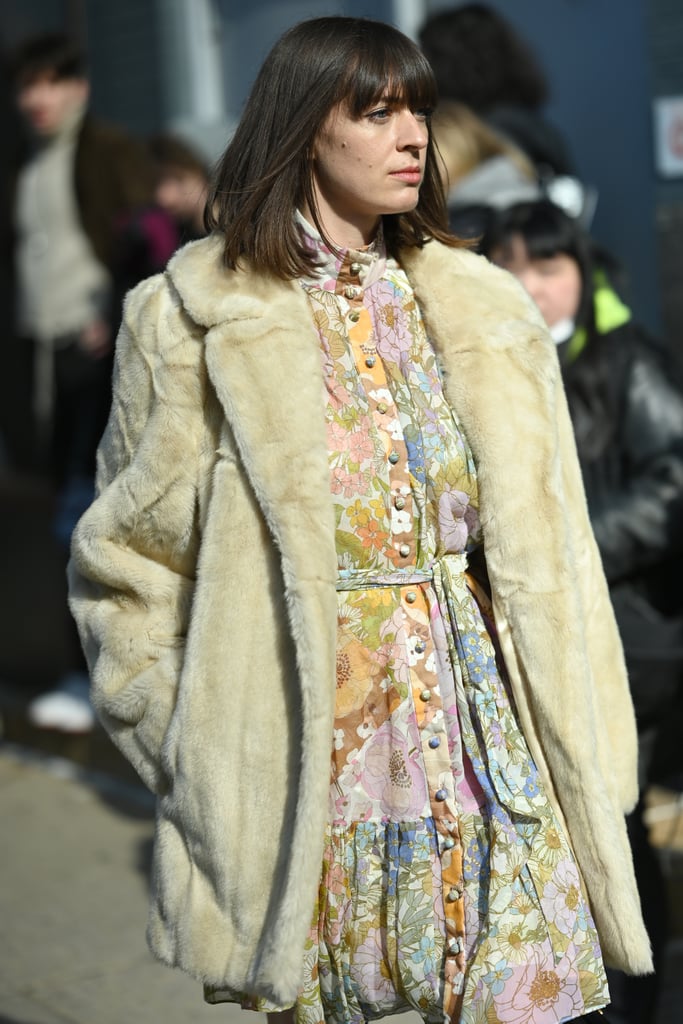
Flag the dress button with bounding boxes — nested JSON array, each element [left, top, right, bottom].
[[399, 543, 410, 557], [420, 689, 431, 702], [405, 590, 417, 603], [414, 640, 426, 653], [447, 937, 462, 956], [447, 887, 461, 902], [377, 401, 388, 414], [365, 356, 376, 367], [428, 736, 440, 748], [388, 451, 400, 464], [344, 284, 362, 299], [442, 836, 455, 850], [348, 310, 360, 323], [435, 788, 448, 801], [395, 496, 405, 510], [350, 262, 361, 275]]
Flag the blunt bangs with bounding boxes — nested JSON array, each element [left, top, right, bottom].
[[340, 32, 438, 117], [512, 202, 584, 265]]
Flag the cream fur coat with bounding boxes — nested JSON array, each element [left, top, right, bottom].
[[68, 233, 652, 1003]]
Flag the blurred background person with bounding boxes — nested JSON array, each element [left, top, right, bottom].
[[419, 3, 574, 181], [7, 31, 171, 731], [148, 132, 210, 245], [482, 197, 683, 1024], [431, 99, 539, 239]]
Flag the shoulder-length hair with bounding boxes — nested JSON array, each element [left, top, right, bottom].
[[205, 16, 464, 279]]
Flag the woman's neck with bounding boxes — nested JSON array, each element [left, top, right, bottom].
[[301, 201, 380, 250]]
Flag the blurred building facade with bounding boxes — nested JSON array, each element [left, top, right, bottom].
[[1, 0, 683, 362]]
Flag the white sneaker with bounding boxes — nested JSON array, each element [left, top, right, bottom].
[[28, 672, 96, 733]]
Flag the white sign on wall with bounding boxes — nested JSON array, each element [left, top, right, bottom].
[[654, 96, 683, 178]]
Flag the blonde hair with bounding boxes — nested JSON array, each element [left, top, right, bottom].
[[431, 100, 535, 192]]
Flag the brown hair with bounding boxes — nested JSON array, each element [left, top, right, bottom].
[[148, 134, 209, 180], [205, 16, 465, 278]]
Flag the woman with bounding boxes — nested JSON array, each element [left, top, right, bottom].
[[483, 197, 683, 1024], [68, 17, 650, 1024]]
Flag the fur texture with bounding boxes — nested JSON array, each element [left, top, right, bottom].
[[68, 233, 652, 1003]]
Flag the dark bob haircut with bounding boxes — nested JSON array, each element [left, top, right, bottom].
[[419, 4, 547, 112], [206, 16, 463, 279], [11, 32, 87, 87]]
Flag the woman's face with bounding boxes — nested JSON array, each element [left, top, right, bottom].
[[310, 95, 430, 247], [491, 233, 582, 329]]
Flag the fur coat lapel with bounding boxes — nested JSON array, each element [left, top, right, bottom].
[[169, 234, 336, 584]]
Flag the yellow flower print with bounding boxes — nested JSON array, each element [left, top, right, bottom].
[[369, 497, 387, 519], [348, 499, 371, 529], [535, 824, 566, 868], [497, 923, 534, 964]]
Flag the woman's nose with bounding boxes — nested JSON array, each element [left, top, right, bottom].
[[399, 110, 429, 150]]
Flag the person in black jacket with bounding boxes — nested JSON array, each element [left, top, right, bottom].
[[482, 197, 683, 1024]]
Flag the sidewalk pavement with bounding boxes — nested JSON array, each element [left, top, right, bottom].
[[0, 743, 422, 1024], [0, 743, 235, 1024]]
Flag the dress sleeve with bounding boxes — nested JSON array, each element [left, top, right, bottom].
[[67, 274, 204, 793]]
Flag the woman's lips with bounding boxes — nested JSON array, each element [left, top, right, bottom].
[[391, 168, 422, 184]]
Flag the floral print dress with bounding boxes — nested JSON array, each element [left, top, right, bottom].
[[238, 218, 609, 1024]]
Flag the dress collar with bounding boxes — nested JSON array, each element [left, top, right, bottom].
[[296, 211, 388, 293]]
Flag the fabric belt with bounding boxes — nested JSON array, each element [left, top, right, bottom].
[[335, 553, 468, 591]]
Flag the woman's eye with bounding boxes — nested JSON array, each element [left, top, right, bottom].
[[414, 107, 433, 122], [367, 107, 391, 122]]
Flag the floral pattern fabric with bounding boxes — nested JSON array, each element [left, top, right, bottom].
[[230, 218, 608, 1024]]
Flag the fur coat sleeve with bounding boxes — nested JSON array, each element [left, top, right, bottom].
[[67, 274, 205, 793]]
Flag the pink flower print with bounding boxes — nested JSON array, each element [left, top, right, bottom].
[[349, 929, 396, 1005], [497, 952, 582, 1024], [348, 429, 375, 465], [327, 419, 353, 451], [327, 378, 355, 410], [540, 858, 585, 937], [438, 488, 478, 553], [372, 293, 413, 361], [330, 465, 350, 496], [363, 721, 427, 816], [330, 466, 363, 498]]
